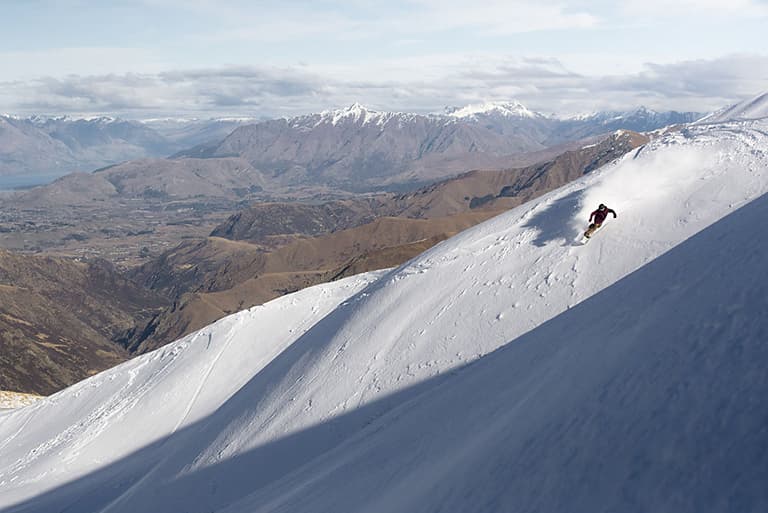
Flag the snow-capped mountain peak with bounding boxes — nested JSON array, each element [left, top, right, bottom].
[[631, 105, 656, 115], [446, 100, 541, 120], [319, 103, 382, 126], [286, 102, 427, 129]]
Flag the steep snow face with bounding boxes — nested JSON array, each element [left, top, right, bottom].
[[1, 120, 768, 512], [697, 91, 768, 123]]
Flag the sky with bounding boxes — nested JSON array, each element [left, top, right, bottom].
[[1, 0, 767, 119]]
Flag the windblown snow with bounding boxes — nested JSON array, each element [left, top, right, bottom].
[[1, 117, 768, 512]]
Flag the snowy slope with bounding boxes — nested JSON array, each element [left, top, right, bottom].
[[697, 91, 768, 123], [1, 119, 768, 512]]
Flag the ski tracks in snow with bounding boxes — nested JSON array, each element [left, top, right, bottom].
[[171, 319, 244, 434]]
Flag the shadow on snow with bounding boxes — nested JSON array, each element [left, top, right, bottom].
[[522, 190, 584, 247]]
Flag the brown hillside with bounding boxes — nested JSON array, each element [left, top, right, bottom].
[[0, 250, 167, 394]]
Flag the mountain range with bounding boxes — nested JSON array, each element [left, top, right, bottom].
[[175, 102, 701, 193], [1, 103, 700, 190], [0, 96, 766, 512], [0, 115, 255, 178]]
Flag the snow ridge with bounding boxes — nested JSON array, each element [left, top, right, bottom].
[[696, 91, 768, 124], [287, 103, 431, 129]]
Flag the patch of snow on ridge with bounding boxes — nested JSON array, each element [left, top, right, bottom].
[[289, 103, 417, 128], [316, 103, 399, 127]]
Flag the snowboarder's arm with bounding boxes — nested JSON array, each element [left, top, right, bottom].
[[589, 211, 596, 222], [608, 208, 617, 218]]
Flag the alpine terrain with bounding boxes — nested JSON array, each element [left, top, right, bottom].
[[0, 94, 767, 512], [174, 102, 700, 193]]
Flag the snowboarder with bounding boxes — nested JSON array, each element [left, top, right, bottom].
[[584, 203, 616, 239]]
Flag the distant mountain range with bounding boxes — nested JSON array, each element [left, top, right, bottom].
[[0, 115, 256, 177], [1, 103, 701, 186], [175, 102, 701, 193]]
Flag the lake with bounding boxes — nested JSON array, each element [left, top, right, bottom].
[[0, 174, 61, 191]]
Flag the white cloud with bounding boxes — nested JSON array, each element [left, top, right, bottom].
[[1, 54, 766, 118], [0, 66, 326, 118]]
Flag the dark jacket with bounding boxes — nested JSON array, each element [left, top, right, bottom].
[[590, 206, 616, 225]]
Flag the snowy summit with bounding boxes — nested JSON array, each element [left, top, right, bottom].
[[310, 102, 392, 127], [1, 112, 768, 512], [446, 100, 541, 119]]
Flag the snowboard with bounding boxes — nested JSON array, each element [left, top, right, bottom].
[[577, 223, 604, 245]]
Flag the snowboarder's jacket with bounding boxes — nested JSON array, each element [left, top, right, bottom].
[[589, 205, 617, 225]]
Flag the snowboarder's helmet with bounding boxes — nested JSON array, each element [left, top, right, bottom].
[[599, 204, 606, 210]]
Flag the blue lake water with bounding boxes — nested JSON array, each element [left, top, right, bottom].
[[0, 174, 61, 191]]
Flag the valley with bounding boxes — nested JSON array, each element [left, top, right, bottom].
[[0, 194, 242, 266]]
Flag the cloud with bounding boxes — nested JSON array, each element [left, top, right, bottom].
[[1, 54, 766, 118], [587, 55, 768, 111], [1, 67, 328, 117]]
